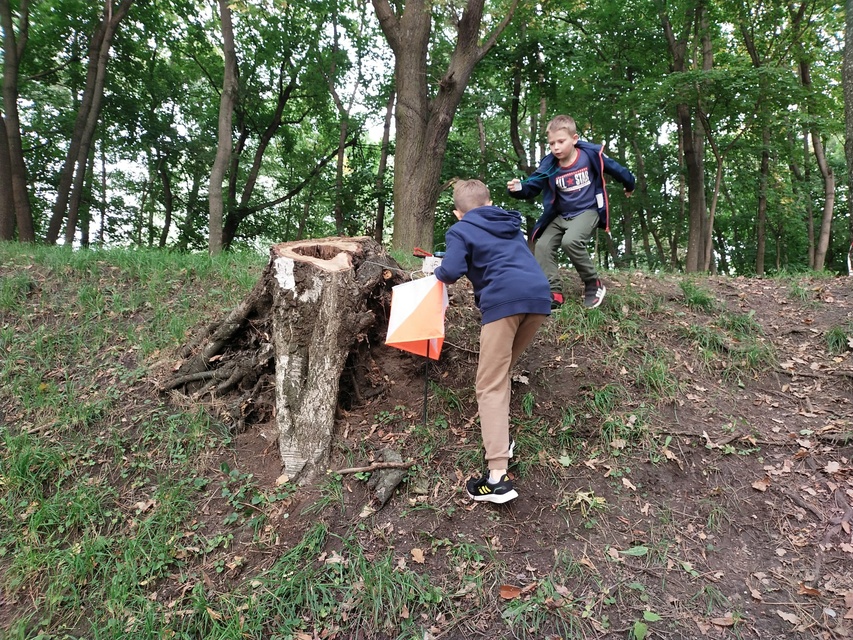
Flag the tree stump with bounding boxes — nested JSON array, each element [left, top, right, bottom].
[[164, 236, 406, 484]]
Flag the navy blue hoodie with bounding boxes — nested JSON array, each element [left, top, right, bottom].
[[434, 205, 552, 324], [508, 140, 636, 239]]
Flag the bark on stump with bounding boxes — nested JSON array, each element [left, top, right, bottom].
[[164, 236, 404, 484]]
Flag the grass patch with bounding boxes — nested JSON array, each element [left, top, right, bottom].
[[826, 325, 852, 355], [679, 280, 717, 312]]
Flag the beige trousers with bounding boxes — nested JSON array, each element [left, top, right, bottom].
[[476, 313, 548, 471]]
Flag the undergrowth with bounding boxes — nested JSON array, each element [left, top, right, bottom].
[[0, 246, 807, 639]]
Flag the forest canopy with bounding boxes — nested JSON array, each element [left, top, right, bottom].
[[0, 0, 849, 275]]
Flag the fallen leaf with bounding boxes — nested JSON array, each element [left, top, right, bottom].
[[710, 615, 735, 627], [622, 478, 637, 491], [134, 499, 155, 513], [695, 620, 712, 634], [777, 610, 801, 625], [752, 477, 770, 492], [746, 582, 763, 601], [500, 584, 522, 600], [798, 583, 821, 597], [825, 461, 841, 474], [411, 548, 425, 564], [606, 547, 622, 561], [400, 604, 409, 619], [275, 474, 290, 486]]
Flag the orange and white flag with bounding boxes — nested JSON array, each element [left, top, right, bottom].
[[385, 275, 448, 360]]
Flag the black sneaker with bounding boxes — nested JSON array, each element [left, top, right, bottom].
[[583, 279, 606, 309], [466, 474, 519, 504]]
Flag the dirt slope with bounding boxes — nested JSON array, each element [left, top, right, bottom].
[[235, 271, 853, 639]]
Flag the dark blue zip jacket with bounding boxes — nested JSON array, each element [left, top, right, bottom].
[[507, 140, 635, 240], [434, 205, 552, 324]]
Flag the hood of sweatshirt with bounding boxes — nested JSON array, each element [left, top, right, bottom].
[[456, 205, 522, 240]]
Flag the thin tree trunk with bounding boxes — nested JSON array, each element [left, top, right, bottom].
[[79, 145, 96, 247], [845, 0, 853, 274], [98, 143, 106, 245], [804, 130, 815, 268], [45, 0, 133, 245], [158, 159, 173, 248], [374, 90, 395, 244], [0, 0, 34, 241], [756, 127, 770, 276], [811, 127, 836, 271], [209, 0, 238, 256], [0, 118, 14, 240], [629, 138, 665, 267], [661, 7, 705, 272]]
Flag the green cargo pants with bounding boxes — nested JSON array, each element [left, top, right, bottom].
[[534, 209, 599, 291]]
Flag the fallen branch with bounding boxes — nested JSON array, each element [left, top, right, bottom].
[[335, 460, 416, 475], [779, 488, 823, 520]]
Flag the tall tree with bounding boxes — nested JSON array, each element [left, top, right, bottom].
[[660, 1, 708, 273], [845, 0, 853, 273], [0, 0, 34, 241], [44, 0, 134, 245], [208, 0, 237, 256], [371, 0, 518, 254]]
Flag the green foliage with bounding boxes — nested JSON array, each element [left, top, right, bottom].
[[826, 326, 852, 355], [679, 281, 718, 312]]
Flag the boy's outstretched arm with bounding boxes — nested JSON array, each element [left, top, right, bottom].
[[433, 231, 469, 285], [603, 155, 636, 194]]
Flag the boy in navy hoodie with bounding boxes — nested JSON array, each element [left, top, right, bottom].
[[508, 114, 635, 309], [434, 179, 551, 504]]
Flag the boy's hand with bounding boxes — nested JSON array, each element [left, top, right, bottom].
[[507, 178, 522, 192], [625, 189, 634, 197]]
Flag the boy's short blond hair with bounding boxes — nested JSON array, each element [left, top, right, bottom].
[[453, 179, 491, 214], [546, 115, 577, 136]]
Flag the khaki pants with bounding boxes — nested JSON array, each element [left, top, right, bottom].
[[534, 209, 599, 289], [477, 313, 548, 471]]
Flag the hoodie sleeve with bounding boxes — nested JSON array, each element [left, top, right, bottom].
[[507, 155, 555, 200], [433, 227, 469, 285], [602, 155, 636, 192]]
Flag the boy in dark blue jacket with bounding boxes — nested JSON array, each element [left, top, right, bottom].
[[508, 114, 635, 309], [434, 179, 551, 504]]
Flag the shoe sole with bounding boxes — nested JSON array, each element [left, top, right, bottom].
[[585, 285, 606, 309], [467, 488, 519, 504]]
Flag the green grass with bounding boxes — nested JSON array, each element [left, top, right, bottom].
[[679, 280, 717, 312], [0, 247, 819, 639], [826, 325, 852, 355]]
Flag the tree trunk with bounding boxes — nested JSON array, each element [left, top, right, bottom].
[[165, 236, 406, 484], [811, 128, 836, 272], [661, 7, 706, 273], [209, 0, 238, 256], [0, 0, 34, 242], [797, 58, 835, 271], [45, 0, 132, 245], [158, 159, 174, 248], [221, 61, 302, 249], [756, 127, 770, 276], [846, 0, 853, 274], [374, 90, 395, 244], [372, 0, 518, 254], [0, 118, 14, 240]]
